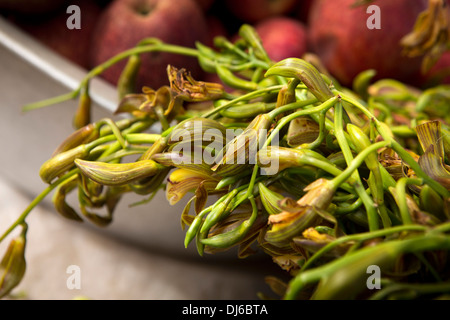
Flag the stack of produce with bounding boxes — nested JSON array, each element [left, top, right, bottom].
[[1, 0, 450, 300]]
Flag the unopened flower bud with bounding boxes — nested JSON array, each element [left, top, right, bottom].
[[40, 144, 90, 184], [52, 176, 83, 222], [167, 117, 227, 146], [51, 123, 99, 157], [258, 183, 284, 215], [166, 168, 218, 205], [117, 54, 141, 100], [212, 113, 272, 177], [0, 224, 27, 298], [75, 159, 165, 186], [265, 58, 334, 103], [265, 179, 337, 247], [73, 84, 91, 129], [286, 116, 321, 147]]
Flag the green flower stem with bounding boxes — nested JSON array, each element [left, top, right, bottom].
[[153, 105, 170, 132], [202, 85, 284, 118], [334, 101, 379, 231], [335, 197, 363, 215], [379, 163, 397, 189], [244, 164, 260, 200], [347, 124, 391, 228], [22, 91, 79, 112], [295, 89, 336, 133], [129, 184, 163, 208], [267, 97, 318, 120], [390, 138, 449, 197], [200, 189, 239, 234], [339, 91, 450, 199], [221, 122, 251, 129], [266, 96, 338, 147], [184, 206, 212, 248], [216, 64, 259, 91], [187, 177, 263, 248], [22, 41, 199, 112], [295, 155, 345, 179], [394, 177, 424, 225], [283, 152, 355, 194], [2, 128, 161, 243], [124, 133, 161, 145], [96, 116, 147, 137], [0, 168, 79, 243], [390, 125, 417, 138], [86, 42, 198, 83], [332, 192, 357, 202], [238, 24, 272, 65], [226, 61, 262, 72], [96, 148, 149, 163], [96, 119, 154, 159], [215, 34, 272, 72], [97, 118, 127, 149], [301, 109, 328, 150], [433, 221, 450, 233], [300, 224, 429, 273], [200, 196, 258, 248], [215, 168, 253, 190], [369, 280, 450, 300], [368, 98, 392, 125], [219, 102, 277, 119], [214, 36, 250, 61], [215, 174, 265, 219], [242, 96, 339, 206], [285, 233, 450, 300], [330, 141, 391, 190]]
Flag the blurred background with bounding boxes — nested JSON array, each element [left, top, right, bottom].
[[0, 0, 449, 300]]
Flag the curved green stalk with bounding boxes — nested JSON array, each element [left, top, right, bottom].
[[201, 85, 284, 118], [0, 169, 79, 242], [243, 96, 338, 203], [334, 101, 379, 231], [339, 91, 450, 199], [22, 41, 199, 112], [394, 177, 424, 225], [369, 280, 450, 300], [300, 223, 429, 273], [285, 233, 450, 300], [266, 96, 338, 147]]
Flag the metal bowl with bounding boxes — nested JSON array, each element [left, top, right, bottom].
[[0, 16, 283, 299]]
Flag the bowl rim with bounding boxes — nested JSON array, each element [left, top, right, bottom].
[[0, 15, 118, 113]]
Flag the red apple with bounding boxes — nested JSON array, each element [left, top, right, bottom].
[[254, 16, 307, 62], [193, 0, 215, 12], [224, 0, 299, 23], [89, 0, 209, 91], [308, 0, 428, 87], [204, 15, 229, 48], [12, 0, 102, 69]]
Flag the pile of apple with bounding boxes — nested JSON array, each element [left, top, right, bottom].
[[1, 0, 449, 93]]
